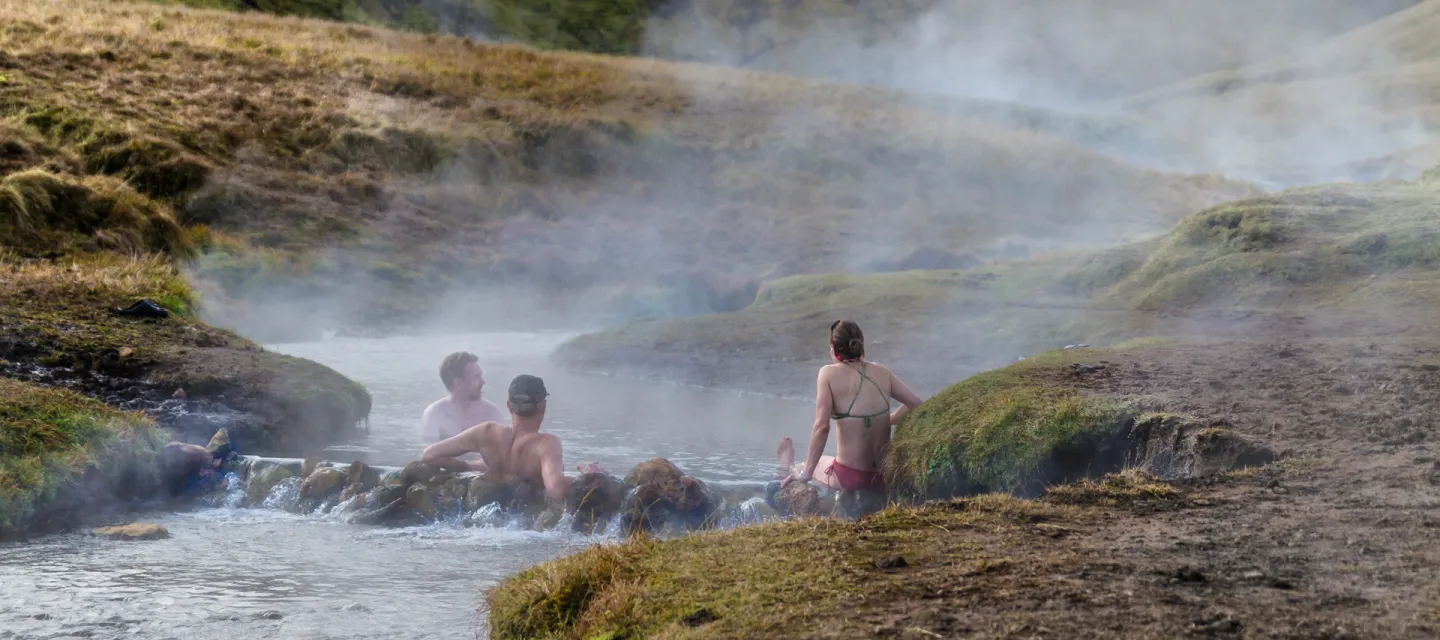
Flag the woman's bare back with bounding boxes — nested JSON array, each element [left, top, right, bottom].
[[823, 360, 897, 471]]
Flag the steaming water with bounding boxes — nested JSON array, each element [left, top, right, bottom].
[[0, 331, 816, 640]]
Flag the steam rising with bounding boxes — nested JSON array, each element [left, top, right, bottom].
[[191, 0, 1437, 364]]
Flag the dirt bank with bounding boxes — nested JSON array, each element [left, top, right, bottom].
[[0, 254, 370, 456]]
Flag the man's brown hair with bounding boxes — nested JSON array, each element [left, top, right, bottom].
[[439, 352, 478, 391]]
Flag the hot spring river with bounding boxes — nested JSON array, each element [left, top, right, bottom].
[[0, 331, 817, 640]]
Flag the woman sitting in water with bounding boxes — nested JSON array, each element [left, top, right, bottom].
[[778, 319, 925, 503]]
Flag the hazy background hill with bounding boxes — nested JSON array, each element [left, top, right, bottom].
[[20, 0, 1433, 343]]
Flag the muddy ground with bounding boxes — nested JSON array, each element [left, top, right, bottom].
[[803, 336, 1439, 639]]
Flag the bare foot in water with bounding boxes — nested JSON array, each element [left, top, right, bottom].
[[776, 437, 795, 479]]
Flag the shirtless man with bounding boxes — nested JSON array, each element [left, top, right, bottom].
[[421, 352, 508, 470], [420, 374, 573, 504]]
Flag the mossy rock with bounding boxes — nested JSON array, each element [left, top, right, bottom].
[[0, 378, 167, 538], [884, 349, 1137, 501]]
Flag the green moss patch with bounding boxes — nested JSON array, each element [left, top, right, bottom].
[[884, 348, 1136, 501], [1078, 182, 1440, 310], [0, 378, 166, 537]]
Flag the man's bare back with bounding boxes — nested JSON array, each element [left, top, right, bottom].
[[420, 374, 571, 503]]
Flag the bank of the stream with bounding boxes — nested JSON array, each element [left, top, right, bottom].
[[0, 378, 167, 538], [491, 336, 1440, 638]]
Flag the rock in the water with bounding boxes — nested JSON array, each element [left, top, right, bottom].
[[533, 505, 565, 531], [161, 442, 215, 491], [773, 481, 824, 517], [406, 483, 437, 520], [91, 523, 169, 541], [338, 483, 367, 507], [625, 458, 686, 487], [245, 465, 296, 505], [346, 461, 379, 488], [400, 461, 449, 487], [348, 497, 422, 526], [567, 472, 630, 534], [301, 456, 322, 480], [618, 458, 719, 536], [300, 467, 346, 500], [437, 475, 471, 518], [507, 481, 552, 518], [206, 428, 233, 459], [464, 474, 517, 513], [371, 483, 407, 506]]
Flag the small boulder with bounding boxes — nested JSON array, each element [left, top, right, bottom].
[[567, 472, 631, 534], [405, 483, 437, 520], [300, 467, 346, 500], [464, 474, 517, 513], [400, 461, 449, 487], [772, 481, 824, 517], [245, 465, 296, 505], [91, 523, 169, 541], [437, 475, 471, 518], [301, 456, 322, 480], [161, 442, 214, 484], [624, 458, 686, 487], [371, 483, 407, 506], [533, 505, 565, 531], [618, 459, 719, 535], [337, 483, 367, 507], [348, 498, 420, 526], [506, 481, 552, 518], [205, 428, 233, 460], [346, 461, 379, 488]]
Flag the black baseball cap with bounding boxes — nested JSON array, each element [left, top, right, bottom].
[[507, 374, 549, 403]]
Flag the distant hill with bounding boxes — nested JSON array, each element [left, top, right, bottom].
[[143, 0, 1424, 103], [1118, 0, 1440, 186], [6, 0, 1254, 340]]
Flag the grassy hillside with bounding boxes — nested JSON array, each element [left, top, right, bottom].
[[0, 0, 1256, 339], [553, 171, 1440, 396], [145, 1, 1423, 103]]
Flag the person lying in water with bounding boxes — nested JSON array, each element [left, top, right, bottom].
[[420, 374, 598, 504], [778, 319, 925, 498]]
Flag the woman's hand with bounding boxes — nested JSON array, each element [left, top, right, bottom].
[[780, 471, 810, 490]]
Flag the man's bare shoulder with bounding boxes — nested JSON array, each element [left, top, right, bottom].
[[422, 397, 450, 418]]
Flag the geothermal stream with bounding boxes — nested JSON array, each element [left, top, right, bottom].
[[0, 331, 817, 640]]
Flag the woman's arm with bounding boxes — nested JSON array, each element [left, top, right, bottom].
[[888, 372, 924, 424], [783, 370, 834, 488]]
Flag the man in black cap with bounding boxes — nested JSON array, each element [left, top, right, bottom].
[[420, 374, 575, 504]]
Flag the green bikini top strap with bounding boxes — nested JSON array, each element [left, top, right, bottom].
[[836, 362, 889, 424]]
